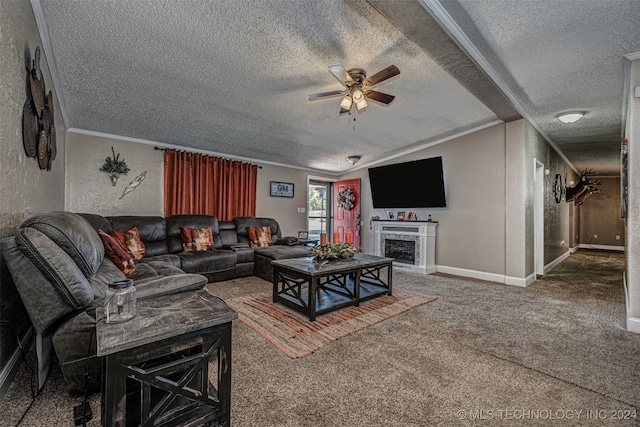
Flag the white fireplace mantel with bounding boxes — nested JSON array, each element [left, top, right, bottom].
[[373, 220, 437, 274]]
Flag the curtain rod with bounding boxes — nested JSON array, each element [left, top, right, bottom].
[[154, 146, 262, 168]]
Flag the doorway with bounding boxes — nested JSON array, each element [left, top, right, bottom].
[[307, 180, 331, 243], [534, 159, 545, 276]]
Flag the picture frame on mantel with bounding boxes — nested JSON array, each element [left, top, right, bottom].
[[270, 181, 294, 198]]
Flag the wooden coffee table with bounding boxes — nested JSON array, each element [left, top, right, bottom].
[[272, 253, 393, 321]]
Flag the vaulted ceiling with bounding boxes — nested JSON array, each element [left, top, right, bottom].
[[33, 0, 640, 175]]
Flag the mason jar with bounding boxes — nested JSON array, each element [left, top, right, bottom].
[[105, 279, 137, 323]]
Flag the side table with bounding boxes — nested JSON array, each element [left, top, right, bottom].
[[96, 290, 238, 427]]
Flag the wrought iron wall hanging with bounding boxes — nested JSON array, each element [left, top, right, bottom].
[[22, 46, 56, 170]]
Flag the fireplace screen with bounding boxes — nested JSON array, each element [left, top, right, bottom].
[[384, 239, 416, 265]]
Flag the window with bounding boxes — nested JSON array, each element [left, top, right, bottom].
[[307, 181, 331, 242]]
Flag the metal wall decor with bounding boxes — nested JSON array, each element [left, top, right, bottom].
[[22, 46, 56, 170], [120, 171, 147, 199], [100, 146, 130, 186]]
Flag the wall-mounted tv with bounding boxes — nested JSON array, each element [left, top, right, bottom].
[[368, 156, 446, 208]]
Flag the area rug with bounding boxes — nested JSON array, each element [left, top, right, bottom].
[[226, 291, 436, 358]]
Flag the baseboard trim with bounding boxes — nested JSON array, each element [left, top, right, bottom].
[[578, 244, 625, 251], [436, 265, 505, 284], [544, 251, 570, 274], [626, 317, 640, 334], [0, 327, 34, 402]]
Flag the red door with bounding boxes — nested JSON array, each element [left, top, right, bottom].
[[333, 178, 361, 248]]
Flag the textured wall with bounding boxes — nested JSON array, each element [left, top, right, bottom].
[[579, 178, 624, 247], [0, 0, 65, 391], [342, 123, 507, 276], [65, 132, 164, 216], [524, 122, 574, 273], [625, 60, 640, 329]]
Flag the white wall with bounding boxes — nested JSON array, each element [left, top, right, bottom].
[[341, 123, 508, 278]]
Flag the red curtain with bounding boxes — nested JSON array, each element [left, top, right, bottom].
[[163, 150, 257, 220]]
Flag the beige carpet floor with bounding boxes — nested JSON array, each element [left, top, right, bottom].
[[1, 249, 639, 426]]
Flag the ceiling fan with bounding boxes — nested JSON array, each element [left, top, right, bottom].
[[308, 65, 400, 114]]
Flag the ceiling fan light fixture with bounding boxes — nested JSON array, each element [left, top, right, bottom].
[[352, 89, 364, 101], [340, 94, 353, 110], [557, 112, 585, 124], [355, 97, 368, 111]]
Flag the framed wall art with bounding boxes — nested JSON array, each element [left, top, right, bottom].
[[270, 181, 294, 198]]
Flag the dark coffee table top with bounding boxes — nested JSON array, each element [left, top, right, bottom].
[[96, 290, 237, 357], [271, 253, 393, 276]]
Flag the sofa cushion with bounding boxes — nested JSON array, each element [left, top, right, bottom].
[[98, 230, 135, 275], [166, 215, 220, 252], [1, 237, 74, 333], [87, 258, 127, 299], [180, 227, 214, 252], [218, 221, 239, 247], [138, 254, 182, 269], [21, 211, 104, 277], [109, 228, 146, 260], [253, 245, 311, 260], [16, 228, 94, 310], [234, 217, 282, 245], [178, 250, 236, 274], [108, 216, 168, 257], [247, 226, 272, 248]]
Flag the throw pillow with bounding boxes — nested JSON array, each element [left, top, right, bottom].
[[98, 229, 135, 275], [181, 227, 214, 252], [247, 226, 272, 248], [108, 228, 147, 260]]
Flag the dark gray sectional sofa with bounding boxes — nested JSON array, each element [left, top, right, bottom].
[[1, 211, 310, 393]]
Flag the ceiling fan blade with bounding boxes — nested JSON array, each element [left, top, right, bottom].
[[364, 65, 400, 87], [366, 90, 395, 104], [308, 90, 345, 100], [328, 65, 354, 86]]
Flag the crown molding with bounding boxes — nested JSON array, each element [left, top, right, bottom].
[[30, 0, 69, 130], [66, 128, 340, 176]]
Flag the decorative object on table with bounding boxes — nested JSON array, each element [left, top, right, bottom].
[[23, 46, 56, 170], [104, 279, 137, 324], [270, 181, 294, 197], [119, 170, 147, 199], [298, 231, 309, 239], [397, 211, 405, 221], [309, 242, 358, 265], [333, 232, 340, 244], [336, 187, 356, 211], [100, 146, 130, 186], [345, 231, 353, 243], [320, 233, 327, 246], [388, 211, 394, 220], [407, 211, 416, 221]]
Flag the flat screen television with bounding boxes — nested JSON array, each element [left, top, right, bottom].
[[368, 157, 446, 208]]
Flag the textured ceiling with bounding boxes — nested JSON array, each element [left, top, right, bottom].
[[34, 0, 640, 175]]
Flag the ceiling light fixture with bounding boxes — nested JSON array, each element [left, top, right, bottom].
[[557, 112, 585, 124], [346, 155, 362, 165], [340, 95, 353, 110]]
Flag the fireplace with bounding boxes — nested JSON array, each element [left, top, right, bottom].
[[373, 221, 437, 274], [384, 239, 416, 265]]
